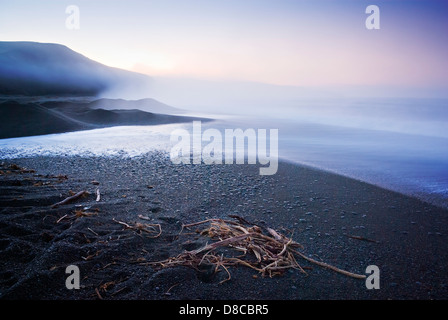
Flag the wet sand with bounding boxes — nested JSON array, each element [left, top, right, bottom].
[[1, 153, 447, 300]]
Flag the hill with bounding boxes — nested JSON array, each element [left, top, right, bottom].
[[0, 41, 151, 96]]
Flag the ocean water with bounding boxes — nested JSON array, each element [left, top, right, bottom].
[[223, 97, 448, 208], [1, 98, 447, 208], [278, 120, 448, 208]]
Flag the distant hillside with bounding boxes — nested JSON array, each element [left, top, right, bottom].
[[0, 101, 89, 138], [42, 98, 184, 115], [88, 98, 184, 114], [0, 100, 207, 139], [0, 41, 151, 96]]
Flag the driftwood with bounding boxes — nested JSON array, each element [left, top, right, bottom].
[[150, 218, 366, 282], [113, 218, 162, 238], [55, 209, 97, 224], [51, 190, 88, 208], [346, 234, 378, 243]]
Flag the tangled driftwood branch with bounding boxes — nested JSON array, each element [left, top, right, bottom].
[[113, 218, 162, 238], [150, 218, 366, 283]]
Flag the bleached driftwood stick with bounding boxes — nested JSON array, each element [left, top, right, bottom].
[[51, 190, 88, 208]]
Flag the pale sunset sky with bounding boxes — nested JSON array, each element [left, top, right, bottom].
[[1, 0, 447, 90]]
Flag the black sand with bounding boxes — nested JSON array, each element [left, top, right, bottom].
[[0, 153, 447, 300]]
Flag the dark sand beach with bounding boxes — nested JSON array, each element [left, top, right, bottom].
[[1, 153, 447, 300]]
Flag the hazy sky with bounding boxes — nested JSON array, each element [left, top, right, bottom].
[[1, 0, 447, 89]]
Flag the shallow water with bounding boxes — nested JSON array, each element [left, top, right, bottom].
[[0, 124, 175, 158], [278, 120, 448, 208]]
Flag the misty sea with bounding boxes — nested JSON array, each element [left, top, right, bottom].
[[1, 98, 447, 208]]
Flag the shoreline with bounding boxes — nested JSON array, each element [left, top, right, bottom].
[[1, 117, 446, 210], [280, 157, 448, 211], [1, 153, 448, 299]]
